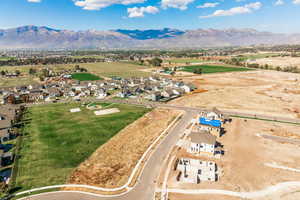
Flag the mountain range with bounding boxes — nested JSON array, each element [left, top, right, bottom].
[[0, 25, 300, 49]]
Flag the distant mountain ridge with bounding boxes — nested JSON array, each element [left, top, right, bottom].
[[115, 28, 185, 40], [0, 25, 300, 49]]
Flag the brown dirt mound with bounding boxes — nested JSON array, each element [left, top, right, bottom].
[[68, 108, 181, 188]]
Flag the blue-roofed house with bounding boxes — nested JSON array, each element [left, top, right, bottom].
[[197, 117, 222, 137]]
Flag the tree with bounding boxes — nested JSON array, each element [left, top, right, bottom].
[[29, 68, 37, 75], [163, 67, 170, 72], [15, 70, 21, 76], [39, 75, 45, 81], [74, 65, 80, 71], [0, 70, 5, 76], [41, 69, 50, 77], [193, 68, 202, 74], [149, 57, 163, 67]]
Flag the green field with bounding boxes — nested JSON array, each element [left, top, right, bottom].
[[14, 103, 150, 191], [0, 57, 15, 61], [167, 58, 205, 64], [182, 64, 251, 74], [71, 73, 102, 81]]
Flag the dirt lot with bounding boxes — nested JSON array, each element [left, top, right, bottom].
[[172, 70, 300, 119], [248, 57, 300, 68], [68, 108, 181, 188], [167, 118, 300, 199], [168, 193, 241, 200]]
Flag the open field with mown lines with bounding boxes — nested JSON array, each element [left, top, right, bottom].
[[182, 64, 251, 74], [166, 58, 206, 64], [71, 73, 102, 81], [14, 102, 150, 192]]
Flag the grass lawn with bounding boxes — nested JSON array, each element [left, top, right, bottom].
[[71, 73, 102, 81], [14, 103, 150, 191], [182, 64, 251, 74]]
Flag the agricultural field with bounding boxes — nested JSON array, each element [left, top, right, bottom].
[[0, 77, 39, 87], [182, 64, 250, 74], [247, 56, 300, 68], [166, 58, 205, 64], [0, 61, 150, 77], [0, 57, 15, 61], [0, 61, 151, 87], [71, 73, 102, 81], [14, 102, 150, 191], [234, 53, 281, 61]]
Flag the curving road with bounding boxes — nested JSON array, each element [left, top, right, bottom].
[[19, 110, 197, 200]]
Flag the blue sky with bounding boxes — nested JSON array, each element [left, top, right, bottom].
[[0, 0, 299, 33]]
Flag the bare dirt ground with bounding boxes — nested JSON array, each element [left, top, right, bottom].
[[171, 70, 300, 119], [168, 193, 241, 200], [166, 118, 300, 199], [68, 108, 181, 188], [248, 57, 300, 68]]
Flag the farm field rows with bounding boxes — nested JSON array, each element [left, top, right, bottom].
[[14, 102, 150, 191], [166, 58, 206, 64], [182, 64, 251, 74]]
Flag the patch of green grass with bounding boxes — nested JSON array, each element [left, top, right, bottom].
[[182, 64, 251, 74], [0, 57, 15, 61], [14, 103, 150, 192], [167, 58, 205, 64], [71, 73, 102, 81]]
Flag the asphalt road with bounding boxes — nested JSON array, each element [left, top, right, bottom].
[[19, 110, 196, 200]]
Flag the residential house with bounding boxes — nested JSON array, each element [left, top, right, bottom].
[[199, 108, 224, 121], [187, 131, 217, 157], [197, 117, 222, 137], [177, 158, 217, 184]]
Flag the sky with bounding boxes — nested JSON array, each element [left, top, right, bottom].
[[0, 0, 300, 33]]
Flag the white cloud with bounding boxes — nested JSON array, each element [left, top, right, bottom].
[[127, 6, 159, 17], [197, 2, 219, 8], [161, 0, 195, 10], [74, 0, 145, 10], [200, 2, 262, 18], [274, 0, 284, 5], [293, 0, 300, 4], [27, 0, 41, 2]]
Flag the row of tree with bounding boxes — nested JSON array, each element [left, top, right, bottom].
[[0, 57, 105, 67]]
